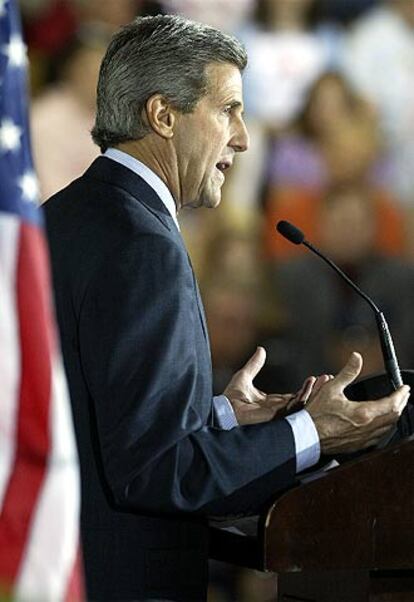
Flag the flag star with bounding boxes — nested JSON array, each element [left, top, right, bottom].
[[18, 170, 40, 204], [3, 33, 27, 68], [0, 117, 22, 151]]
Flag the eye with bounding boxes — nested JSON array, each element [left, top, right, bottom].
[[223, 105, 233, 114]]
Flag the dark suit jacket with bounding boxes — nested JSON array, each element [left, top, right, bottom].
[[45, 157, 297, 601]]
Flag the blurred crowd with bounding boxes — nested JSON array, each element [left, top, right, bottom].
[[23, 1, 414, 600]]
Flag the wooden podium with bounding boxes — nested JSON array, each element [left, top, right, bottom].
[[209, 372, 414, 601]]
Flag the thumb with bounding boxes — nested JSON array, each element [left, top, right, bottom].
[[239, 347, 266, 382], [333, 351, 363, 391]]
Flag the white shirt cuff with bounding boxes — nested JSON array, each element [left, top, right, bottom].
[[212, 395, 238, 430], [285, 409, 320, 473]]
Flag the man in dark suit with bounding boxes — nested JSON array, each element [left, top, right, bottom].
[[44, 15, 410, 601]]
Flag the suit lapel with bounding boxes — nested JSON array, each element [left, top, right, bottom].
[[84, 156, 173, 232], [185, 252, 210, 349], [85, 156, 210, 346]]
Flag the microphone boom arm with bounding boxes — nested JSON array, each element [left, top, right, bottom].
[[304, 240, 381, 314], [303, 239, 403, 390]]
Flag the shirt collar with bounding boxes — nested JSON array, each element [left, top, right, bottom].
[[103, 148, 180, 230]]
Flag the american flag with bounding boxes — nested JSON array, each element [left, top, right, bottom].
[[0, 0, 83, 599]]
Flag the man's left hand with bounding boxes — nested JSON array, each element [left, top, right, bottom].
[[223, 347, 329, 426]]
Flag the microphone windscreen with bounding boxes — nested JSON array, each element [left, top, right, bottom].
[[276, 220, 305, 245]]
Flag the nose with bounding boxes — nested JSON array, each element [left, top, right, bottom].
[[231, 116, 249, 153]]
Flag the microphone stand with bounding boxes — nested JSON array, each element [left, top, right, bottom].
[[303, 239, 403, 391]]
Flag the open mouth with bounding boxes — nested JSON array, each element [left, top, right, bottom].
[[216, 161, 231, 174]]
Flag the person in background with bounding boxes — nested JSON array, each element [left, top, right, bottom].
[[31, 25, 112, 200], [343, 0, 414, 207], [223, 0, 335, 217], [160, 0, 255, 33], [21, 0, 142, 93], [263, 73, 405, 262], [201, 228, 265, 393], [265, 70, 381, 191]]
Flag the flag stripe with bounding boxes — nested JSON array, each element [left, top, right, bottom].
[[15, 355, 81, 601], [0, 0, 83, 597], [0, 224, 51, 583], [0, 215, 20, 510], [65, 546, 84, 602]]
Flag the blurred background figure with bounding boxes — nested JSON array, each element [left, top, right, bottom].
[[241, 0, 337, 128], [24, 0, 155, 200], [199, 226, 287, 394], [160, 0, 255, 32], [30, 25, 111, 200], [20, 0, 144, 91], [73, 0, 143, 29], [264, 71, 381, 191], [343, 0, 414, 208], [262, 70, 405, 261], [223, 0, 340, 220], [201, 227, 262, 392]]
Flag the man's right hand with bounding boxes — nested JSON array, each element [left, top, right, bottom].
[[306, 352, 410, 454]]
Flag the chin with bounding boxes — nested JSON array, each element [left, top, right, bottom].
[[186, 186, 222, 209], [205, 197, 221, 209], [202, 190, 222, 209]]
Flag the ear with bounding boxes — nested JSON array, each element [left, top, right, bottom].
[[145, 94, 176, 139]]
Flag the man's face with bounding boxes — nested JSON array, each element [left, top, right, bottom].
[[172, 62, 249, 209]]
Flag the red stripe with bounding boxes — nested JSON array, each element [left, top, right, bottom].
[[64, 544, 85, 602], [0, 224, 54, 587]]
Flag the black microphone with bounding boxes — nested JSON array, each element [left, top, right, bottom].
[[276, 220, 403, 390]]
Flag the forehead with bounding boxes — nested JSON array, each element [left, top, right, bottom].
[[204, 62, 243, 102]]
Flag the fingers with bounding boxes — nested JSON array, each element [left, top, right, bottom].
[[294, 376, 316, 404], [238, 346, 266, 382], [332, 352, 363, 392], [391, 384, 411, 413], [295, 374, 333, 404], [316, 386, 410, 454], [351, 401, 402, 430], [367, 385, 410, 416], [311, 374, 332, 396], [352, 386, 410, 428], [303, 379, 316, 401], [334, 385, 410, 432], [287, 374, 333, 413]]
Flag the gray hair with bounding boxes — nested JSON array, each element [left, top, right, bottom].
[[91, 14, 247, 152]]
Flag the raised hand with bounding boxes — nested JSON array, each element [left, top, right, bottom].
[[223, 347, 330, 426], [306, 352, 410, 454]]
